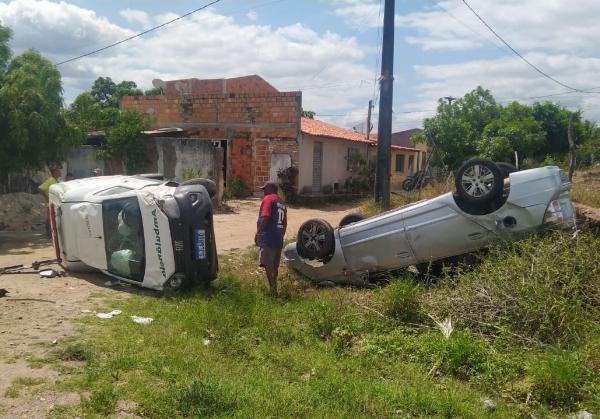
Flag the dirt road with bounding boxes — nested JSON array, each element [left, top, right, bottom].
[[0, 200, 359, 417], [215, 199, 357, 252]]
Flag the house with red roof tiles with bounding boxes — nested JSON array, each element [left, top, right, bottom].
[[298, 117, 375, 194]]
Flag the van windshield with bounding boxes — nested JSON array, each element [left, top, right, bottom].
[[102, 197, 145, 281]]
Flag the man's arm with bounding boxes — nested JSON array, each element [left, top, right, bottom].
[[255, 216, 270, 246]]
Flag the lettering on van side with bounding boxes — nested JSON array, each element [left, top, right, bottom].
[[152, 209, 167, 278]]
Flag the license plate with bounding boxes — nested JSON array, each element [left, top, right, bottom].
[[194, 229, 206, 259]]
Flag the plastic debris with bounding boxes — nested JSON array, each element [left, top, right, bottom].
[[131, 316, 154, 325], [96, 310, 122, 319], [202, 339, 211, 346], [429, 314, 454, 338], [81, 309, 92, 313], [482, 399, 496, 411]]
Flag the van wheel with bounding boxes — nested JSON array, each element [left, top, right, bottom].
[[181, 178, 217, 198], [297, 219, 334, 261], [455, 159, 503, 205], [339, 213, 364, 227]]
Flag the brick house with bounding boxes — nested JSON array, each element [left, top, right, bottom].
[[120, 75, 301, 193]]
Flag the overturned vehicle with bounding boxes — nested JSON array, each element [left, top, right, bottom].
[[48, 175, 218, 291], [284, 159, 575, 285]]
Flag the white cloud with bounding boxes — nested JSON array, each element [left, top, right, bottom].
[[246, 10, 257, 22], [403, 52, 600, 128], [119, 8, 151, 28], [0, 0, 132, 55], [0, 1, 374, 121], [398, 0, 600, 54]]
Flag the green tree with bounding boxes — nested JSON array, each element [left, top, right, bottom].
[[91, 76, 143, 108], [531, 102, 584, 157], [479, 102, 545, 161], [65, 92, 119, 131], [301, 110, 315, 119], [0, 49, 83, 179], [0, 24, 12, 71], [97, 110, 153, 173]]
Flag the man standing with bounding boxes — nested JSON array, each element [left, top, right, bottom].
[[38, 167, 61, 237], [255, 181, 287, 295], [38, 167, 61, 198]]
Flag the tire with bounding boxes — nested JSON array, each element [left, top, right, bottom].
[[181, 178, 217, 198], [206, 229, 218, 282], [495, 162, 518, 179], [339, 213, 364, 227], [455, 159, 503, 204], [402, 178, 413, 191], [296, 219, 335, 260]]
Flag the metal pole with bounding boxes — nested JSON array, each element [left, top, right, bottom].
[[375, 0, 395, 209]]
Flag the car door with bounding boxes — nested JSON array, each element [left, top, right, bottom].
[[402, 198, 491, 262], [339, 211, 416, 272]]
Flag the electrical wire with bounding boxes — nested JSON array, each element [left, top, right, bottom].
[[54, 0, 221, 66], [460, 0, 584, 93]]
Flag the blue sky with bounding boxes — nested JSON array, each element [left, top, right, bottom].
[[1, 0, 600, 131]]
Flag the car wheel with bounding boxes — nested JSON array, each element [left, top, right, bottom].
[[339, 213, 364, 227], [495, 162, 518, 178], [455, 159, 503, 204], [297, 219, 335, 260], [181, 178, 217, 198]]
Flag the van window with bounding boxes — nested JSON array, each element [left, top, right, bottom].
[[102, 197, 145, 281]]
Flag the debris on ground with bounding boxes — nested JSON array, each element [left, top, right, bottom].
[[0, 288, 8, 298], [482, 399, 496, 411], [96, 310, 122, 319], [131, 316, 153, 325], [0, 192, 46, 231]]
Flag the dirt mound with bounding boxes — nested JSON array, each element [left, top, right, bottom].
[[0, 193, 46, 231]]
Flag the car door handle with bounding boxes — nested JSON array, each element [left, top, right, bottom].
[[396, 251, 411, 258]]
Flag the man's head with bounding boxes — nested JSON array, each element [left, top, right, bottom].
[[260, 181, 278, 195], [50, 167, 61, 179]]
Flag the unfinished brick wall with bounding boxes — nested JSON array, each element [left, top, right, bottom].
[[121, 82, 302, 193], [252, 138, 299, 191], [162, 75, 279, 97]]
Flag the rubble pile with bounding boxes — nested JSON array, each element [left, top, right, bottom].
[[0, 192, 47, 231]]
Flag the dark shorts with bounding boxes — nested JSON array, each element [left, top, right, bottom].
[[259, 247, 282, 268]]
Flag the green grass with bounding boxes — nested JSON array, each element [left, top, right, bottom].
[[4, 376, 46, 398], [44, 230, 599, 417]]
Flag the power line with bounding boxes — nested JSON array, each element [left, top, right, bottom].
[[460, 0, 584, 92], [54, 0, 221, 66]]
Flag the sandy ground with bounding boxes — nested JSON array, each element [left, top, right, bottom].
[[0, 199, 359, 417], [215, 199, 357, 252]]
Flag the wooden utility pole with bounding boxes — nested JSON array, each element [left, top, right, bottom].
[[366, 100, 373, 140], [567, 113, 576, 181], [374, 0, 395, 208]]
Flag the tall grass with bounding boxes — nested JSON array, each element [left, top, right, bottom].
[[42, 229, 599, 416]]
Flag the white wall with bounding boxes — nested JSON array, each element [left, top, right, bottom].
[[298, 133, 368, 194]]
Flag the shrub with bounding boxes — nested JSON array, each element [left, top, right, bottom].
[[277, 166, 298, 203], [81, 384, 118, 416], [223, 175, 251, 200], [177, 378, 237, 417], [527, 350, 589, 408], [439, 332, 488, 380], [382, 279, 421, 323], [424, 231, 600, 347]]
